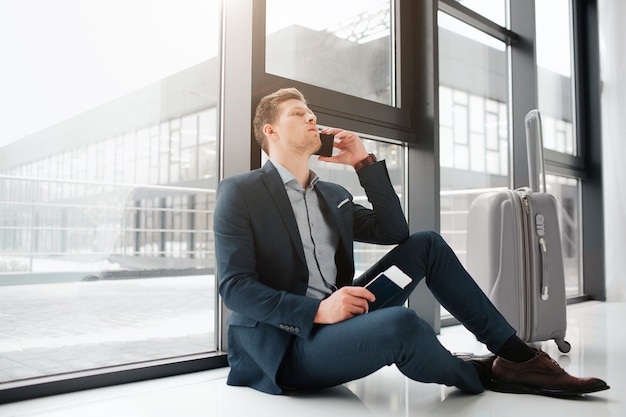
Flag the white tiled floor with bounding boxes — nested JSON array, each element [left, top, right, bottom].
[[1, 301, 622, 417]]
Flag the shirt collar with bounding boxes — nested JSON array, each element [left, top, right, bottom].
[[269, 158, 319, 190]]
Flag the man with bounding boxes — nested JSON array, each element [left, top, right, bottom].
[[214, 87, 609, 396]]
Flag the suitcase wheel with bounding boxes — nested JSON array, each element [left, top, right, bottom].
[[555, 338, 571, 353]]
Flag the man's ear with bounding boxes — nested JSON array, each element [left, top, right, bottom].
[[263, 123, 277, 138], [263, 124, 280, 152]]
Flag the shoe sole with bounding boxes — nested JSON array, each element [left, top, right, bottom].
[[488, 379, 611, 397]]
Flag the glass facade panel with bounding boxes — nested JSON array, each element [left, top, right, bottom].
[[0, 0, 221, 385], [265, 0, 395, 105], [535, 0, 577, 155]]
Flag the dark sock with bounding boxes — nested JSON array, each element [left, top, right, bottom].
[[496, 335, 536, 363]]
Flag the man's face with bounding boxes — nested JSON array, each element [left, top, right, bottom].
[[271, 99, 320, 155]]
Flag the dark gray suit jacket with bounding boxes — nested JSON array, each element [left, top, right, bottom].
[[214, 160, 409, 394]]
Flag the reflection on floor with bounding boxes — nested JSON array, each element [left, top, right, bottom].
[[1, 301, 622, 417]]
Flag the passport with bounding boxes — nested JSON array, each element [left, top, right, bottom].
[[364, 265, 413, 311]]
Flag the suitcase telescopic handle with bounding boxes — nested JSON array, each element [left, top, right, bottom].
[[525, 110, 547, 193]]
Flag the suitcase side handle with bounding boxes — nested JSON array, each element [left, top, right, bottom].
[[539, 237, 550, 300], [525, 109, 547, 193]]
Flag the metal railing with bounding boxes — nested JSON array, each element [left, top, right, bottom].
[[0, 175, 216, 281]]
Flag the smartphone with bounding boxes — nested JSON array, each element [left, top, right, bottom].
[[365, 265, 412, 292], [315, 133, 335, 157]]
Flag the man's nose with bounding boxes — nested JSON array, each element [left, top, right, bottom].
[[306, 113, 316, 123]]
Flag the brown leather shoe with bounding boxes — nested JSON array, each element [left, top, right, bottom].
[[491, 349, 610, 396]]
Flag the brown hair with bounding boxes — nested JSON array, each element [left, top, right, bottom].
[[253, 87, 306, 155]]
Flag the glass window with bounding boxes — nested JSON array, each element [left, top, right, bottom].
[[265, 0, 396, 105], [535, 0, 582, 296], [438, 4, 583, 308], [535, 0, 577, 155], [438, 12, 510, 264], [0, 0, 221, 386]]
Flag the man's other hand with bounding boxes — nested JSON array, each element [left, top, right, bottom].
[[313, 286, 376, 324]]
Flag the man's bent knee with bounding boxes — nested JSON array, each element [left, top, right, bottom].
[[372, 307, 434, 341], [405, 230, 444, 247]]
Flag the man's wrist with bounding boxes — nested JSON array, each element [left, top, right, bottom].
[[354, 153, 377, 172]]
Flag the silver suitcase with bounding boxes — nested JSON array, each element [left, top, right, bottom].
[[466, 110, 570, 353]]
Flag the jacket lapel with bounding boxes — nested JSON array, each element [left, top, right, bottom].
[[260, 162, 307, 266]]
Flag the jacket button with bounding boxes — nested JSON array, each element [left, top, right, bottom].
[[294, 327, 300, 333]]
